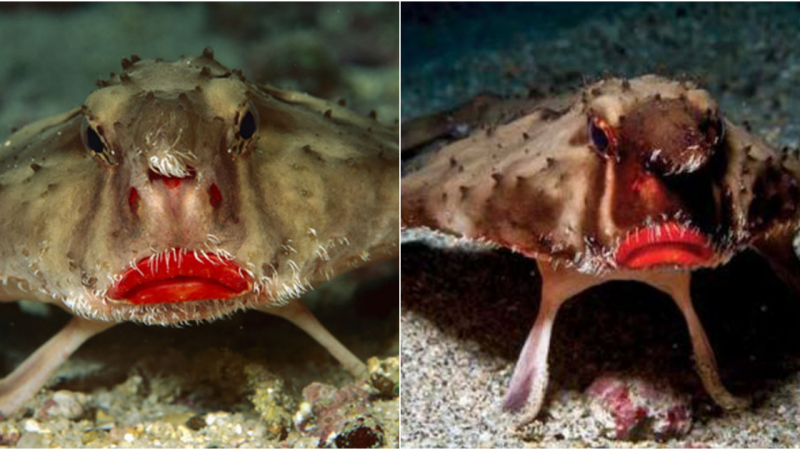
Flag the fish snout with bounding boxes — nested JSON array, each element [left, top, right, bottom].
[[621, 97, 724, 177], [125, 165, 226, 247]]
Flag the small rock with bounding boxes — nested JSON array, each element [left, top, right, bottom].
[[35, 390, 86, 420], [365, 356, 399, 398], [15, 432, 43, 449], [185, 415, 206, 431], [246, 364, 295, 440], [334, 416, 384, 448], [0, 423, 20, 446], [94, 409, 116, 430], [295, 381, 384, 448], [586, 374, 692, 440], [81, 430, 104, 446], [160, 412, 195, 427], [22, 419, 41, 433], [109, 425, 142, 443], [204, 411, 232, 427]]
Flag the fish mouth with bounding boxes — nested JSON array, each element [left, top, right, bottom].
[[109, 250, 252, 305], [615, 221, 716, 269]]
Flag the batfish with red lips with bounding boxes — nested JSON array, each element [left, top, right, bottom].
[[402, 75, 800, 424]]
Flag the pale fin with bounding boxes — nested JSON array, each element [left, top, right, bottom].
[[646, 271, 749, 410], [504, 261, 601, 423], [502, 298, 557, 418], [258, 301, 366, 378], [0, 316, 114, 417], [505, 265, 749, 425]]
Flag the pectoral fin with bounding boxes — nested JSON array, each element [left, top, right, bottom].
[[0, 316, 114, 417]]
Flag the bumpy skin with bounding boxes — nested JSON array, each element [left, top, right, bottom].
[[0, 51, 398, 324], [402, 75, 800, 424], [403, 76, 800, 273], [0, 51, 397, 417]]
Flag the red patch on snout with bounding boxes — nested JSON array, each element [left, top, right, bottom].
[[109, 251, 251, 304], [615, 222, 715, 269], [148, 167, 196, 190]]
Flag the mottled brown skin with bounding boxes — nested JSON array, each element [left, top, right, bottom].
[[402, 75, 800, 424], [403, 76, 799, 272], [0, 51, 398, 415]]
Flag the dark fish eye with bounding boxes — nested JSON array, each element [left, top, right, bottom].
[[698, 110, 724, 147], [81, 117, 117, 165], [709, 118, 725, 146], [239, 110, 257, 140], [588, 117, 615, 158], [590, 121, 608, 152], [85, 125, 105, 154]]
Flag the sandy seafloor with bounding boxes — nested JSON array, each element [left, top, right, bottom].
[[401, 3, 800, 448], [0, 3, 399, 448]]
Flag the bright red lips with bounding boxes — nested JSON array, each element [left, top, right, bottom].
[[615, 222, 715, 269], [109, 251, 251, 304]]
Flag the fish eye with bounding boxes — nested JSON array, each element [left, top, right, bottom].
[[588, 117, 616, 159], [229, 103, 259, 157], [238, 106, 258, 140], [700, 116, 724, 147], [85, 126, 104, 154], [82, 118, 116, 165]]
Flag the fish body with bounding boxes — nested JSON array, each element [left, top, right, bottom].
[[402, 75, 800, 422], [0, 50, 398, 416]]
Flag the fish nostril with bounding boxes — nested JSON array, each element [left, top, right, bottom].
[[129, 188, 139, 212], [148, 167, 195, 190], [646, 146, 714, 177], [162, 177, 183, 190], [209, 183, 222, 208]]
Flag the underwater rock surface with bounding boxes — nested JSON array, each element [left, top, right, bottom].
[[1, 265, 398, 448]]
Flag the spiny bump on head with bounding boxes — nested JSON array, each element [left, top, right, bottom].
[[231, 68, 246, 82], [120, 54, 141, 71], [202, 47, 214, 60]]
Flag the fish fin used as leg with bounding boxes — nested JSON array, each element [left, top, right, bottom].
[[258, 300, 366, 378], [504, 262, 601, 423], [647, 271, 749, 410], [0, 316, 114, 417]]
